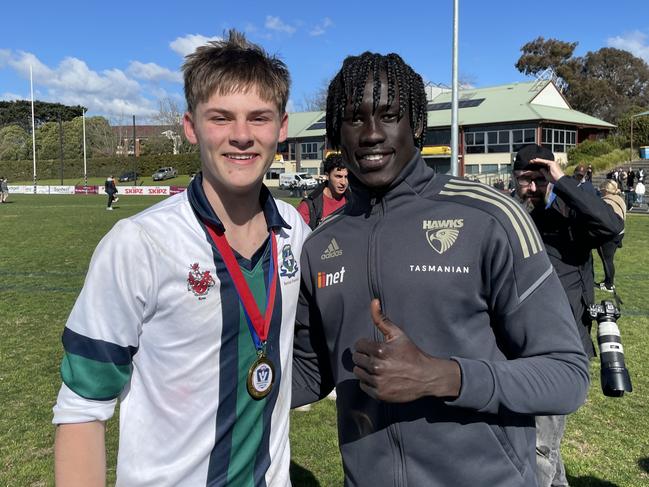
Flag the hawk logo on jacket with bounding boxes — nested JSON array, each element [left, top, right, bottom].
[[187, 263, 215, 299], [279, 244, 299, 279], [423, 219, 463, 254]]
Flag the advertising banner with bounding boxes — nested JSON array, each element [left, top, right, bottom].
[[170, 186, 187, 195], [74, 185, 99, 194], [36, 186, 51, 194], [50, 186, 76, 195], [120, 186, 170, 196]]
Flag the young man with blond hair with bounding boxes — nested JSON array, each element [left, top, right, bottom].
[[53, 30, 309, 486]]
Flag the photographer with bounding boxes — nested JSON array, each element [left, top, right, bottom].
[[512, 144, 624, 487]]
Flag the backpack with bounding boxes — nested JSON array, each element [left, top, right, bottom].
[[301, 183, 327, 230]]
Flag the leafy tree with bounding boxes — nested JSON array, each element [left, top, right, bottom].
[[515, 37, 578, 79], [0, 125, 30, 160], [0, 101, 85, 132], [516, 39, 649, 123], [617, 109, 649, 150], [140, 135, 174, 156]]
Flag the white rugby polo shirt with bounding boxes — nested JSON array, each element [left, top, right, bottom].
[[53, 175, 309, 486]]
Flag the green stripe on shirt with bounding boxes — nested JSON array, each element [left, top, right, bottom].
[[61, 352, 132, 400]]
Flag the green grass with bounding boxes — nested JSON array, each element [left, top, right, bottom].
[[0, 194, 647, 486]]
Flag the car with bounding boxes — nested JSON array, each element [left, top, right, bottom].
[[118, 171, 138, 182], [152, 167, 178, 181], [278, 172, 318, 190]]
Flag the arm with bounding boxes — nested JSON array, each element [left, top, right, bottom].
[[353, 206, 589, 415], [291, 252, 335, 407], [55, 421, 106, 487], [532, 157, 623, 244]]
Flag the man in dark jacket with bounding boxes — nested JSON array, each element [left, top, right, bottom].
[[512, 144, 624, 487], [292, 51, 589, 487], [296, 153, 350, 230], [104, 175, 118, 210]]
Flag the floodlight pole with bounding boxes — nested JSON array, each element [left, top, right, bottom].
[[450, 0, 460, 176]]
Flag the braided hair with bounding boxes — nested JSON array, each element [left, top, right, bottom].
[[326, 52, 428, 150]]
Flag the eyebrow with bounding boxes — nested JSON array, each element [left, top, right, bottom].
[[204, 108, 277, 117]]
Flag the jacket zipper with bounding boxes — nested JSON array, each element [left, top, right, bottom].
[[367, 194, 406, 487]]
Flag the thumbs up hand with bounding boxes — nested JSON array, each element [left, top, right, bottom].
[[352, 299, 461, 403]]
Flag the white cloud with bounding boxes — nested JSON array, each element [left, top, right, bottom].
[[265, 16, 296, 35], [1, 49, 158, 118], [169, 34, 221, 57], [0, 92, 23, 101], [309, 17, 333, 37], [607, 31, 649, 63], [127, 61, 182, 83]]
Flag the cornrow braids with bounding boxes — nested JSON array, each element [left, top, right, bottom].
[[326, 52, 428, 150]]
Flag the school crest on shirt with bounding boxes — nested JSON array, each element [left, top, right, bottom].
[[279, 244, 299, 279], [187, 262, 215, 299]]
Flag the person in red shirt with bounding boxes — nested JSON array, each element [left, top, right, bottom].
[[297, 153, 350, 229]]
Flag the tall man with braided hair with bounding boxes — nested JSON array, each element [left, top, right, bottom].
[[292, 51, 589, 486]]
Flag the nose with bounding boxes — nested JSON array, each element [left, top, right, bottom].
[[529, 181, 537, 191], [359, 117, 385, 146], [230, 119, 253, 148]]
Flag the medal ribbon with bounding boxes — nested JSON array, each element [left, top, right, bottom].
[[204, 222, 278, 349]]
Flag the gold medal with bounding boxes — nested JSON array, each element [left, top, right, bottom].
[[247, 354, 275, 400]]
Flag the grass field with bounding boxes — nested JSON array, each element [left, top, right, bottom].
[[0, 194, 647, 486]]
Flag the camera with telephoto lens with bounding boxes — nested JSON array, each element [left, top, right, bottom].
[[588, 300, 633, 397]]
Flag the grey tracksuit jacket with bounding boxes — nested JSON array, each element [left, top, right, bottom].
[[292, 154, 589, 487]]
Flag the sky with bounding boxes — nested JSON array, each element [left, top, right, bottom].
[[1, 0, 648, 122]]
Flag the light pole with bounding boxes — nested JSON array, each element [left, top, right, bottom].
[[450, 0, 460, 176]]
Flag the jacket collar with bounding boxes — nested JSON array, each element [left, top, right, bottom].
[[346, 151, 437, 212], [187, 172, 291, 232]]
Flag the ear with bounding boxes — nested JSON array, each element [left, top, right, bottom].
[[183, 112, 198, 145], [278, 112, 289, 143]]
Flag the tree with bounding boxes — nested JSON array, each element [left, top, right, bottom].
[[298, 78, 329, 112], [0, 101, 85, 132], [516, 38, 649, 123], [140, 135, 174, 156], [0, 125, 30, 160]]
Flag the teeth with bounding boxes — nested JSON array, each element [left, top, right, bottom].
[[362, 154, 385, 161], [228, 154, 254, 160]]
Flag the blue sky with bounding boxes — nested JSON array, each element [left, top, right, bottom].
[[1, 0, 648, 121]]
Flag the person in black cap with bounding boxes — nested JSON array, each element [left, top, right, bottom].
[[572, 164, 597, 195], [512, 144, 623, 487]]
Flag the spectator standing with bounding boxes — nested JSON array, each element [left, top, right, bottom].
[[512, 144, 623, 487], [635, 179, 646, 206], [296, 152, 350, 229], [596, 180, 626, 292], [627, 167, 636, 191], [586, 164, 593, 182], [0, 177, 8, 203], [573, 164, 597, 195], [104, 175, 118, 210]]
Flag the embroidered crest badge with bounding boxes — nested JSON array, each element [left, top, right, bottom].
[[426, 229, 460, 254], [279, 244, 298, 278], [187, 262, 215, 299]]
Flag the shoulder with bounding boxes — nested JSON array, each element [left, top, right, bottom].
[[274, 198, 311, 242], [435, 177, 543, 261]]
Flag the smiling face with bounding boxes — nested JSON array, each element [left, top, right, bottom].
[[183, 88, 288, 197], [340, 72, 420, 189]]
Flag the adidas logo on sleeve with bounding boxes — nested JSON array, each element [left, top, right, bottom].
[[321, 238, 343, 260]]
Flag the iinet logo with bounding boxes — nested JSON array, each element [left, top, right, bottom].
[[317, 266, 345, 289]]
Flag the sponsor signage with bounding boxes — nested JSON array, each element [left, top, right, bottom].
[[120, 186, 171, 196], [75, 185, 99, 194], [170, 185, 186, 195], [50, 186, 76, 195]]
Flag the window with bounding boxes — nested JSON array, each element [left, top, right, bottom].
[[300, 142, 321, 160], [265, 169, 284, 180], [541, 127, 576, 153], [481, 164, 499, 174]]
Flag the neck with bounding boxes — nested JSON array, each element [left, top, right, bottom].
[[202, 177, 269, 259], [324, 185, 344, 201]]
